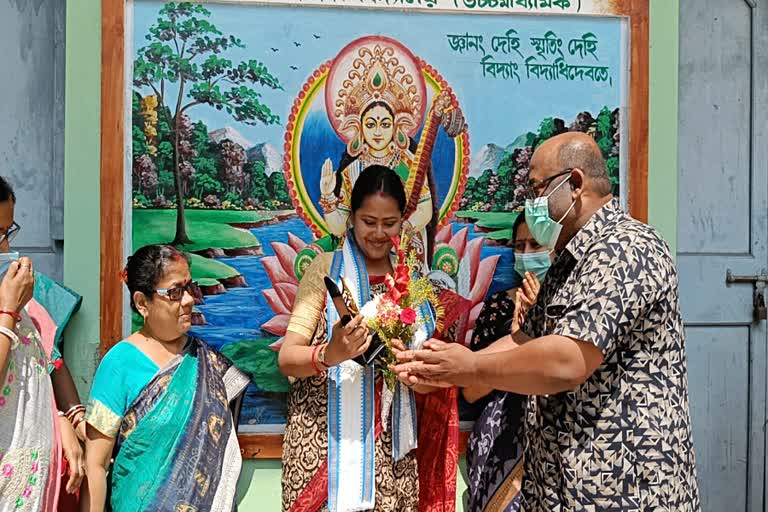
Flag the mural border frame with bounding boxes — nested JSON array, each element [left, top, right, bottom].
[[100, 0, 649, 459]]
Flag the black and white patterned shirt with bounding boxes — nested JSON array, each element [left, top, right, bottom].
[[521, 199, 700, 511]]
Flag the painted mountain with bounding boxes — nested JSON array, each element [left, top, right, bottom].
[[247, 143, 282, 175], [209, 127, 254, 151]]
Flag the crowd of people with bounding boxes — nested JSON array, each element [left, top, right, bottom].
[[0, 132, 701, 511]]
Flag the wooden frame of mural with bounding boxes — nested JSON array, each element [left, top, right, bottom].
[[101, 0, 649, 458]]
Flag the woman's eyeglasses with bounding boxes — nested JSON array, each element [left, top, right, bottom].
[[155, 281, 201, 301], [0, 222, 21, 245]]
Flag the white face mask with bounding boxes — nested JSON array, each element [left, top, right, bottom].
[[0, 251, 19, 278], [524, 173, 576, 249]]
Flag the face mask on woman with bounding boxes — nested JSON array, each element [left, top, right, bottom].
[[513, 250, 551, 283]]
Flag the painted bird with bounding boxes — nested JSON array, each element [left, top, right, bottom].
[[294, 41, 301, 47], [290, 66, 298, 70], [313, 34, 321, 39], [270, 47, 279, 52]]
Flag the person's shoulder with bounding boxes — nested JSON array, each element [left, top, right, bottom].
[[99, 340, 151, 371], [101, 340, 138, 361], [590, 213, 676, 280], [601, 212, 672, 257]]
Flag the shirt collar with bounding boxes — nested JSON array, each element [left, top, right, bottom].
[[563, 198, 622, 262]]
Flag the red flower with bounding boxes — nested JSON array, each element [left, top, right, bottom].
[[385, 274, 404, 303], [399, 307, 417, 325]]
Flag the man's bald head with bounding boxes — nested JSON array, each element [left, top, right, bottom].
[[533, 132, 612, 197]]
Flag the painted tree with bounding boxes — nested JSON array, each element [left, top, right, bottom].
[[134, 2, 282, 244]]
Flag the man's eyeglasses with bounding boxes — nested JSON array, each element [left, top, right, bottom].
[[0, 222, 20, 245], [156, 281, 201, 301], [524, 169, 573, 201]]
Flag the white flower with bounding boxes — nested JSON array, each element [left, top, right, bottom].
[[359, 294, 382, 321]]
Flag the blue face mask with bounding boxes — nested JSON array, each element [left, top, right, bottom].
[[524, 173, 576, 249], [0, 252, 19, 278], [514, 250, 552, 283]]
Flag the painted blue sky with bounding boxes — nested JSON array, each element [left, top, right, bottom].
[[132, 1, 624, 152]]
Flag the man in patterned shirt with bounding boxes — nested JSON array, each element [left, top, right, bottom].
[[394, 132, 700, 511]]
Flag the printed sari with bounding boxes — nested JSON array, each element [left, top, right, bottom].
[[464, 291, 524, 512], [86, 337, 249, 512], [0, 311, 61, 511], [282, 231, 463, 512]]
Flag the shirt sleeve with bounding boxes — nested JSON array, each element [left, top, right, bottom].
[[286, 253, 332, 340], [552, 234, 670, 354], [85, 346, 128, 437]]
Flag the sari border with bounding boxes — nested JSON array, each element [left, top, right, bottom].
[[223, 365, 250, 402], [85, 399, 121, 438]]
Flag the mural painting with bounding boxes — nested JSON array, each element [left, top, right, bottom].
[[130, 1, 626, 431]]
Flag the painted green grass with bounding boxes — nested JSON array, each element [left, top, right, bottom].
[[456, 211, 520, 231], [221, 338, 289, 393], [132, 208, 292, 283], [132, 208, 293, 252], [188, 253, 238, 286]]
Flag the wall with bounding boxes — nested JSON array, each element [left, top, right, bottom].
[[63, 0, 102, 396], [63, 0, 679, 509]]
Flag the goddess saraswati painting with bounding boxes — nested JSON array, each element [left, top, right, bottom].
[[130, 1, 625, 430]]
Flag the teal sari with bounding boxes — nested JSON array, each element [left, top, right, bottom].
[[108, 338, 249, 512]]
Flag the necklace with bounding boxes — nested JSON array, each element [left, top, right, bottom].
[[361, 148, 401, 169]]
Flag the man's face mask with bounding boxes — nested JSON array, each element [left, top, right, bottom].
[[514, 250, 552, 283], [524, 171, 576, 249]]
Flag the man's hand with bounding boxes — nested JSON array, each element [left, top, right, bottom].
[[392, 339, 477, 388]]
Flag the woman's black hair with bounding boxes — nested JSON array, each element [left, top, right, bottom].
[[124, 244, 190, 312], [0, 176, 16, 203], [350, 165, 407, 214], [511, 210, 526, 242]]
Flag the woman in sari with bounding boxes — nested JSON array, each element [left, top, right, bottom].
[[0, 176, 84, 511], [81, 244, 250, 512], [462, 212, 553, 512], [280, 165, 441, 512]]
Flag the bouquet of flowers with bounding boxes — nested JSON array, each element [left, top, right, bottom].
[[360, 232, 443, 389]]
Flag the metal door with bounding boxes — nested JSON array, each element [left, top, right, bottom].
[[678, 1, 768, 509]]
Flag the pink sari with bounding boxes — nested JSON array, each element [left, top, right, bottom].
[[0, 303, 62, 511]]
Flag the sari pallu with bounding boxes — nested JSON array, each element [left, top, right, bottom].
[[109, 338, 249, 512], [465, 291, 525, 512], [465, 392, 525, 512]]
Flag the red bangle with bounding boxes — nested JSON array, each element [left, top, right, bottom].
[[0, 310, 21, 323], [311, 344, 323, 374]]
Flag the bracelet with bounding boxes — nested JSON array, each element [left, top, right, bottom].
[[0, 325, 19, 350], [71, 415, 86, 431], [64, 404, 86, 422], [318, 194, 338, 214], [57, 410, 65, 417], [67, 409, 86, 424], [0, 310, 21, 323], [311, 344, 324, 374]]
